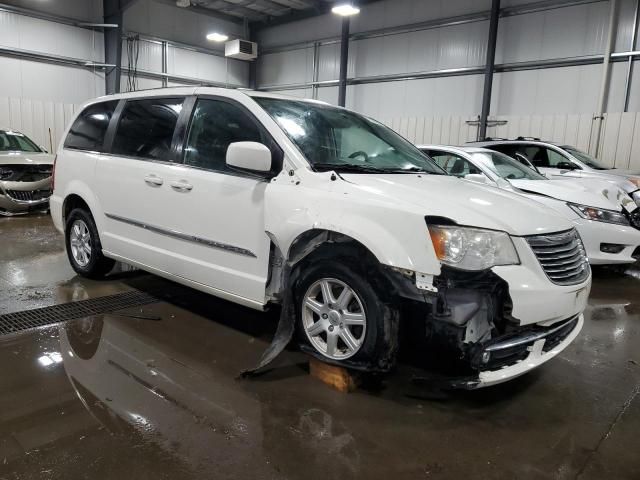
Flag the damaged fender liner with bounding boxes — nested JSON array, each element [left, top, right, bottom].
[[241, 241, 399, 377]]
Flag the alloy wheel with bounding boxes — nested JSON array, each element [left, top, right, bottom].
[[69, 219, 92, 267], [301, 278, 367, 360]]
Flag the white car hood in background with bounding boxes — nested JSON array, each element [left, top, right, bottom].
[[341, 174, 571, 236], [0, 152, 55, 166], [509, 178, 636, 212]]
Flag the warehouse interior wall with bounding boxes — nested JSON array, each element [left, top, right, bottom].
[[0, 0, 251, 149], [256, 0, 640, 168], [0, 6, 105, 151]]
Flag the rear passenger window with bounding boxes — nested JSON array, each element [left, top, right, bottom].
[[112, 98, 184, 161], [184, 99, 268, 173], [64, 101, 118, 152]]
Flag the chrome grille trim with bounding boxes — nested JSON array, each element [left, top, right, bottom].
[[5, 189, 51, 203], [526, 229, 590, 286]]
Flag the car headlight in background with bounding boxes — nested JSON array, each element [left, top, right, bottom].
[[568, 203, 630, 225], [428, 225, 520, 270], [632, 190, 640, 207]]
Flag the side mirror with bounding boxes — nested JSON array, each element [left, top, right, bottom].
[[465, 173, 489, 184], [556, 161, 577, 170], [226, 142, 272, 173]]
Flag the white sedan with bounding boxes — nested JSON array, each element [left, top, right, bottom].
[[420, 145, 640, 266]]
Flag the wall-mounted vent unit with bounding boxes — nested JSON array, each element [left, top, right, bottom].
[[225, 39, 258, 61]]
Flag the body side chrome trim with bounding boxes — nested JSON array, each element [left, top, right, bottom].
[[104, 213, 257, 258], [102, 250, 267, 310]]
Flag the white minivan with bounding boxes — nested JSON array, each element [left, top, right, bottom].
[[51, 87, 591, 388]]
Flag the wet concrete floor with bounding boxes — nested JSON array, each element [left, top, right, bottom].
[[0, 214, 639, 479]]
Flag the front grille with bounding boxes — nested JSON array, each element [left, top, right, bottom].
[[5, 189, 51, 202], [526, 229, 590, 286]]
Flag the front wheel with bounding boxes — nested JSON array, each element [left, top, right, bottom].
[[295, 260, 398, 370], [65, 208, 115, 279]]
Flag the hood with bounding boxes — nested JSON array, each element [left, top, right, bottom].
[[570, 169, 640, 194], [0, 151, 54, 166], [609, 168, 640, 176], [509, 178, 634, 212], [340, 174, 572, 236]]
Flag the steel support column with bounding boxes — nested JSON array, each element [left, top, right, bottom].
[[591, 0, 619, 156], [338, 18, 350, 107], [479, 0, 500, 141], [104, 0, 123, 94], [624, 0, 639, 112]]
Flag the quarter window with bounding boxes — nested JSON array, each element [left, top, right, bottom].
[[183, 99, 268, 173], [64, 101, 118, 152], [112, 98, 184, 161]]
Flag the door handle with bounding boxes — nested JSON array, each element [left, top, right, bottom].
[[170, 180, 193, 192], [144, 174, 163, 186]]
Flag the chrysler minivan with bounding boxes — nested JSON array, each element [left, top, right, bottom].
[[51, 87, 591, 388]]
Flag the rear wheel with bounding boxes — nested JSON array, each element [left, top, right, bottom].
[[295, 259, 398, 370], [65, 208, 115, 279]]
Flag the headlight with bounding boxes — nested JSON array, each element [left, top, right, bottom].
[[568, 203, 629, 225], [632, 190, 640, 207], [428, 225, 520, 271]]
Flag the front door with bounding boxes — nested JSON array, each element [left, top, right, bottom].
[[153, 97, 280, 305]]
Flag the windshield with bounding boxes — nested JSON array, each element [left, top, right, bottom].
[[562, 146, 609, 170], [471, 151, 547, 180], [0, 130, 41, 153], [254, 97, 444, 174]]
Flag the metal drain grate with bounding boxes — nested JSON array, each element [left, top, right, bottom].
[[0, 290, 158, 336]]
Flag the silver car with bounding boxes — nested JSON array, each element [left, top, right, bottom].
[[472, 138, 640, 205], [0, 129, 54, 216]]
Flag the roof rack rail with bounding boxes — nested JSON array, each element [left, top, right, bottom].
[[515, 136, 541, 141]]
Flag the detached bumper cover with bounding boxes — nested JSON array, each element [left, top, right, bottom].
[[472, 314, 583, 388]]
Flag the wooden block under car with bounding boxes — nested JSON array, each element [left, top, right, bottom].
[[309, 358, 360, 393]]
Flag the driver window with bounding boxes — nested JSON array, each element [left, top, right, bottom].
[[184, 99, 270, 173]]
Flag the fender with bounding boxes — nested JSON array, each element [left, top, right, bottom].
[[264, 179, 442, 276]]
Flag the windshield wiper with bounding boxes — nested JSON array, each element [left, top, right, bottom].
[[388, 166, 446, 174], [313, 163, 386, 174]]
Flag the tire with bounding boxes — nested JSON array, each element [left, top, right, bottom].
[[65, 208, 115, 279], [294, 259, 399, 371]]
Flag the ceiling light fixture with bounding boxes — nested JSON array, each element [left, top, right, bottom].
[[206, 32, 229, 42], [331, 3, 360, 16]]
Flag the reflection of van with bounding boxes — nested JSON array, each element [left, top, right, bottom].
[[51, 88, 590, 387]]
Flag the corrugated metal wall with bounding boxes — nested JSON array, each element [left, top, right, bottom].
[[0, 9, 105, 150], [257, 0, 640, 163]]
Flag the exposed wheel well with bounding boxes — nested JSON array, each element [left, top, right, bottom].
[[266, 229, 389, 302], [288, 229, 379, 267], [63, 194, 90, 224]]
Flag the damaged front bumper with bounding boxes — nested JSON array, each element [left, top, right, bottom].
[[401, 240, 590, 388], [459, 314, 583, 389], [0, 178, 51, 216]]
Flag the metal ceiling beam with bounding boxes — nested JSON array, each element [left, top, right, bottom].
[[153, 0, 244, 24], [251, 0, 384, 28]]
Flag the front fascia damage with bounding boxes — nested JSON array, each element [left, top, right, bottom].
[[245, 228, 521, 383]]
